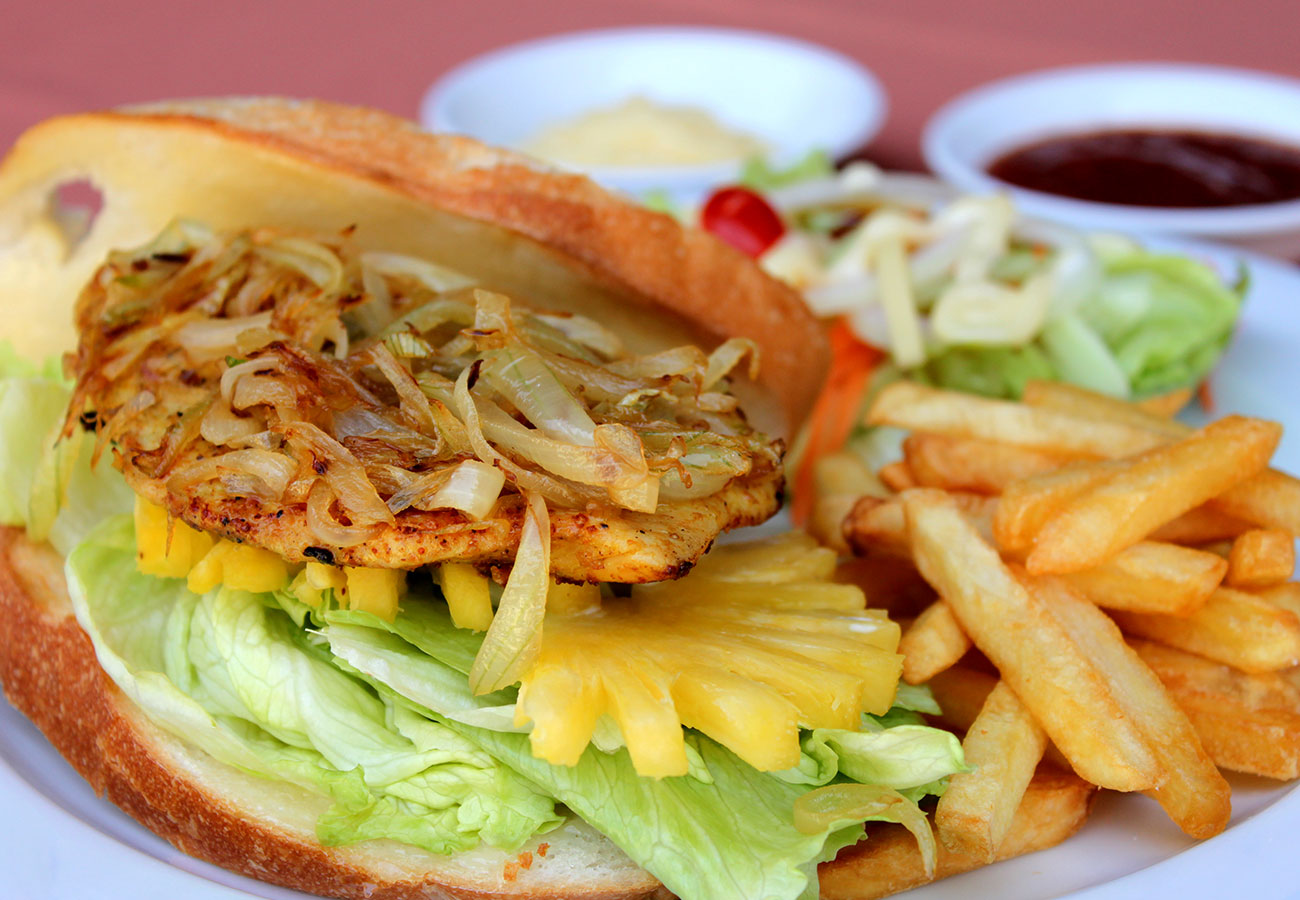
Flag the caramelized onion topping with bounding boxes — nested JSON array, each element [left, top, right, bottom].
[[66, 222, 780, 546]]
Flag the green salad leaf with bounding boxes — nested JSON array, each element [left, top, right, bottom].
[[741, 150, 835, 192], [920, 250, 1243, 400], [0, 360, 134, 550], [461, 727, 864, 900], [65, 517, 560, 855]]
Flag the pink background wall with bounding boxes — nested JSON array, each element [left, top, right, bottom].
[[6, 0, 1300, 170]]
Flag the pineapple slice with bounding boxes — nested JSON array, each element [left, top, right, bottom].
[[687, 532, 838, 583], [439, 563, 493, 631], [187, 539, 291, 594], [289, 562, 347, 608], [134, 497, 214, 578], [546, 580, 601, 615], [344, 566, 406, 621], [672, 665, 802, 772], [514, 533, 904, 779]]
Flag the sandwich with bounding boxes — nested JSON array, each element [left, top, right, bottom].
[[0, 99, 1088, 900]]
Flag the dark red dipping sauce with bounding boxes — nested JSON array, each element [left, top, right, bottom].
[[987, 130, 1300, 208]]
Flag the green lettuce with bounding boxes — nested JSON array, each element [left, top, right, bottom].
[[65, 517, 560, 855], [921, 250, 1243, 400], [1081, 252, 1241, 396], [741, 150, 835, 192], [65, 517, 961, 899], [320, 600, 963, 900], [920, 344, 1055, 400], [0, 373, 74, 527], [457, 722, 960, 900], [0, 357, 133, 551]]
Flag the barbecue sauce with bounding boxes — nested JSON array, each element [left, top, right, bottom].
[[987, 130, 1300, 208]]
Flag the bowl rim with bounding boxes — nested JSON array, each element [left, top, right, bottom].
[[922, 61, 1300, 236], [420, 25, 887, 186]]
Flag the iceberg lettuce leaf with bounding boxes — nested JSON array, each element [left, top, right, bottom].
[[0, 363, 133, 550], [453, 713, 961, 900], [65, 517, 559, 854]]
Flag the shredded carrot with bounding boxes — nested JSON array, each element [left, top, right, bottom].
[[791, 319, 882, 527], [1197, 378, 1215, 413], [537, 842, 550, 858], [503, 861, 520, 882], [518, 851, 534, 870]]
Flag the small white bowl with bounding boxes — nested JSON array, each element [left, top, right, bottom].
[[422, 26, 886, 200], [923, 63, 1300, 256]]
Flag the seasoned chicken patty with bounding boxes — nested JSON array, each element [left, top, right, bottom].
[[123, 459, 779, 582], [68, 222, 784, 581]]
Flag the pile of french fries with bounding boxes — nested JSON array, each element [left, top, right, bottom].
[[833, 379, 1300, 864]]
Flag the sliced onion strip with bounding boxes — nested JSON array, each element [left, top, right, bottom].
[[469, 491, 551, 694], [277, 422, 394, 525], [174, 312, 273, 361], [306, 480, 384, 547], [418, 459, 505, 519], [201, 398, 263, 446], [481, 346, 597, 446], [702, 338, 760, 391], [167, 449, 297, 499], [220, 357, 283, 402], [453, 368, 597, 508], [366, 343, 439, 435]]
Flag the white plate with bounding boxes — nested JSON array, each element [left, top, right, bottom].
[[2, 239, 1299, 899]]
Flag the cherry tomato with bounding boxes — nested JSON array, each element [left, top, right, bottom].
[[700, 186, 785, 258]]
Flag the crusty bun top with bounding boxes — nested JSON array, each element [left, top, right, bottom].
[[0, 97, 827, 435]]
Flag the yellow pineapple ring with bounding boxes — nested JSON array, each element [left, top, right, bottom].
[[514, 534, 904, 779]]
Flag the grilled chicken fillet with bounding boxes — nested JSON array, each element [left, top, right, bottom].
[[66, 223, 783, 582]]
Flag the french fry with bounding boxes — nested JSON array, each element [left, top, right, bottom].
[[815, 450, 887, 500], [1008, 380, 1300, 536], [998, 473, 1248, 553], [992, 460, 1124, 555], [811, 494, 860, 555], [903, 489, 1160, 792], [810, 451, 889, 554], [1025, 416, 1281, 575], [1022, 380, 1188, 438], [935, 681, 1048, 861], [833, 556, 936, 619], [844, 496, 911, 558], [868, 381, 1164, 458], [900, 601, 972, 685], [844, 492, 1223, 617], [878, 460, 918, 492], [1027, 575, 1230, 838], [844, 493, 997, 558], [1062, 542, 1227, 616], [925, 666, 997, 732], [1148, 504, 1252, 544], [1211, 469, 1300, 536], [927, 666, 1073, 773], [1225, 529, 1296, 589], [1133, 639, 1300, 780], [1255, 581, 1300, 617], [818, 767, 1097, 900], [1136, 387, 1194, 418], [903, 433, 1068, 494], [1112, 587, 1300, 674]]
